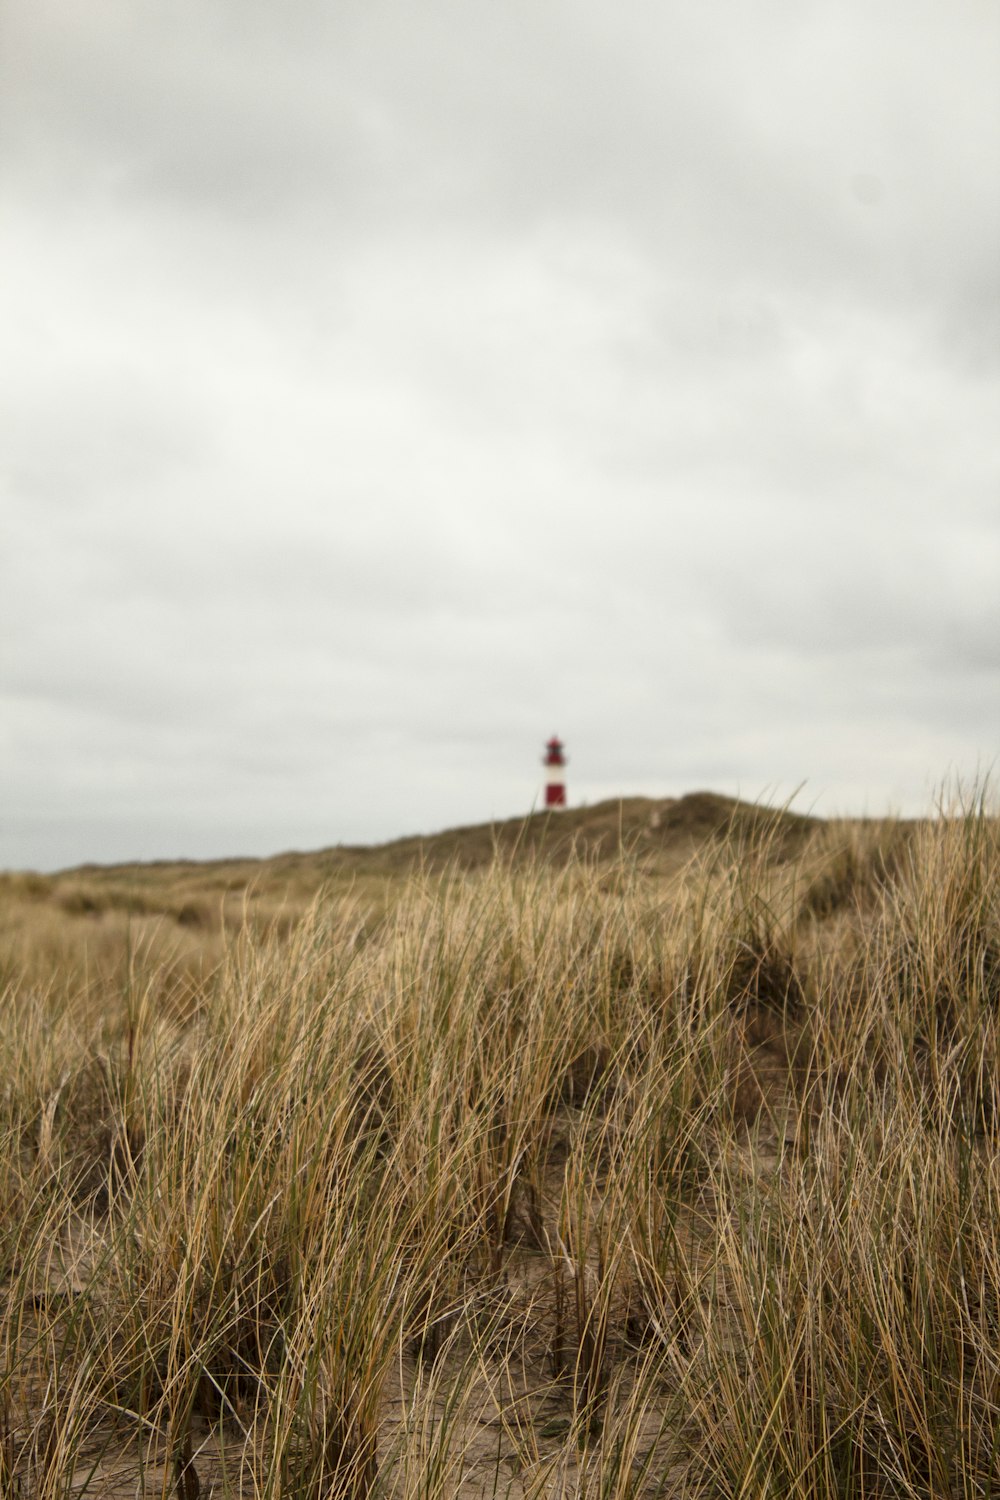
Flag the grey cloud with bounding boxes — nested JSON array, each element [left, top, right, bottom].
[[1, 372, 213, 504], [1, 0, 997, 868]]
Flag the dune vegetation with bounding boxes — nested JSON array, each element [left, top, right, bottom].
[[0, 792, 997, 1498]]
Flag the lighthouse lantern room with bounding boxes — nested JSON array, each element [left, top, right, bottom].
[[543, 735, 567, 809]]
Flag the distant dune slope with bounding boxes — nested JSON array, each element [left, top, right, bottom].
[[51, 792, 818, 882], [0, 793, 830, 960]]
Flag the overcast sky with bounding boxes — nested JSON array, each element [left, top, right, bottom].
[[2, 0, 998, 869]]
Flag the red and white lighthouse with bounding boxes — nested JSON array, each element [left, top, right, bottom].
[[543, 735, 567, 809]]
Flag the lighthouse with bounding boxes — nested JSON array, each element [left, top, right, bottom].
[[543, 735, 567, 809]]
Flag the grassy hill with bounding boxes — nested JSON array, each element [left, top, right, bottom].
[[0, 790, 891, 1018], [0, 791, 996, 1497], [5, 791, 819, 914]]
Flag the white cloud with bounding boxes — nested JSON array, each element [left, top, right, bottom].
[[1, 0, 997, 867]]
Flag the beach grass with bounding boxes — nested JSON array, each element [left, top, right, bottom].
[[0, 792, 996, 1497]]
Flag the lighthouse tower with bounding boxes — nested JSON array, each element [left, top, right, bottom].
[[543, 735, 567, 809]]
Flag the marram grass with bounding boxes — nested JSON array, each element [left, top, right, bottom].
[[0, 800, 997, 1498]]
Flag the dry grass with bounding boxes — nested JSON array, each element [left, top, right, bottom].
[[0, 792, 996, 1498]]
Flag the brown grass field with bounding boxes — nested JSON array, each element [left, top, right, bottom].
[[0, 791, 997, 1498]]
